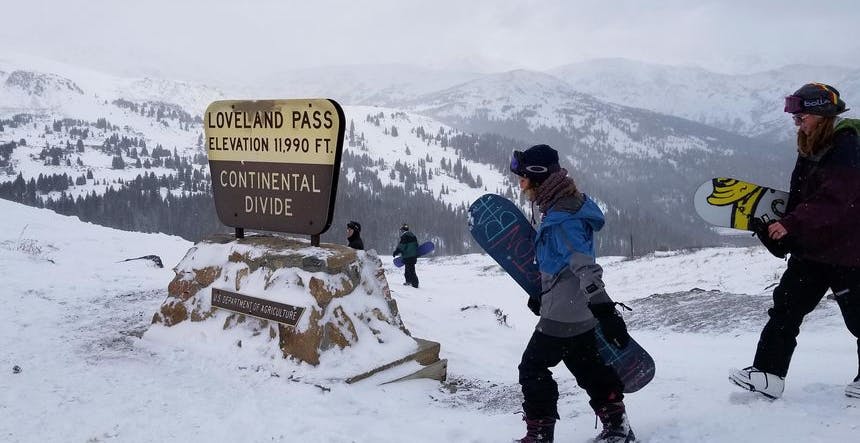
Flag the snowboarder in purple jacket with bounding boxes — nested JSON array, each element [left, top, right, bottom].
[[731, 83, 860, 400]]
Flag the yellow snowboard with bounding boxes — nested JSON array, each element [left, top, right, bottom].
[[694, 178, 788, 231]]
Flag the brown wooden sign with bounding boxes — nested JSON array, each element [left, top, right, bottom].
[[204, 99, 345, 235], [211, 288, 305, 327]]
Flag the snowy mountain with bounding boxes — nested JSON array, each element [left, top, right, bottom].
[[401, 69, 794, 252], [405, 68, 785, 162], [406, 69, 599, 129], [0, 56, 521, 254], [250, 64, 483, 106], [549, 58, 860, 142], [251, 59, 860, 146], [0, 54, 816, 255], [0, 54, 227, 120], [3, 198, 858, 442]]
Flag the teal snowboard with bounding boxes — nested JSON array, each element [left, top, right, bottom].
[[468, 193, 655, 393]]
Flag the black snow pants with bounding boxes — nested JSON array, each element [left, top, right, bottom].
[[753, 256, 860, 378], [403, 259, 419, 288], [518, 328, 624, 419]]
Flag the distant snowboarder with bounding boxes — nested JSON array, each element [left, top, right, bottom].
[[346, 220, 364, 250], [392, 223, 419, 288]]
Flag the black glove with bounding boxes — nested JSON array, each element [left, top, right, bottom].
[[527, 296, 541, 316], [589, 302, 630, 348], [750, 217, 791, 258]]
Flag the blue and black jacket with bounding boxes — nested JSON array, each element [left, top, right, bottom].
[[534, 194, 613, 337]]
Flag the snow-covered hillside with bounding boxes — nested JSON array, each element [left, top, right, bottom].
[[393, 68, 795, 255], [0, 54, 515, 210], [0, 55, 218, 201], [0, 54, 833, 255], [406, 69, 749, 159], [408, 70, 601, 131], [2, 199, 858, 442], [344, 106, 513, 207], [0, 56, 521, 254], [0, 54, 226, 119]]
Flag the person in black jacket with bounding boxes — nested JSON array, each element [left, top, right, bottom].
[[346, 221, 364, 250], [730, 83, 860, 400], [393, 223, 419, 288]]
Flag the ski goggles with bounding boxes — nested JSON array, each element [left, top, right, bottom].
[[510, 150, 555, 177], [785, 86, 838, 114], [510, 150, 525, 176], [784, 95, 804, 114]]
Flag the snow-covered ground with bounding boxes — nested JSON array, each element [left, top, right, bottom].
[[1, 200, 858, 442]]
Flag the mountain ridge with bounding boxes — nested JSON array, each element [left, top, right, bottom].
[[0, 55, 810, 255]]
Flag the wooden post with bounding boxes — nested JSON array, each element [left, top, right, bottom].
[[629, 233, 634, 257]]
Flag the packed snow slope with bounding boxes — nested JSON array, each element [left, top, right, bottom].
[[1, 200, 858, 442]]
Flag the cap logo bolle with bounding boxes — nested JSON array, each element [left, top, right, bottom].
[[804, 98, 829, 107]]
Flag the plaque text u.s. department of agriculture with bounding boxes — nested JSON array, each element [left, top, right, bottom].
[[211, 288, 305, 327]]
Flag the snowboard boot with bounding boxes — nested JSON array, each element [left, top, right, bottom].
[[594, 402, 636, 443], [729, 366, 784, 399], [846, 375, 860, 399], [514, 415, 555, 443]]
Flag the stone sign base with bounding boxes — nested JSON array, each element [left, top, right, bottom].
[[147, 233, 445, 384]]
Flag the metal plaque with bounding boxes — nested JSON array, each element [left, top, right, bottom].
[[211, 287, 305, 327], [204, 99, 345, 235]]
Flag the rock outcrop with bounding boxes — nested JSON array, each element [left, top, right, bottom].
[[150, 234, 414, 366]]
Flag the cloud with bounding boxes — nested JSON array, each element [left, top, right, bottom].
[[1, 0, 857, 83]]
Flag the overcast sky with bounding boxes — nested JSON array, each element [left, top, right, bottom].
[[2, 0, 859, 84]]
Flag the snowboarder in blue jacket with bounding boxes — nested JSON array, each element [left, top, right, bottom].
[[511, 144, 636, 443]]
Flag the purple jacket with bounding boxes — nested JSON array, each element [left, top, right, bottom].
[[779, 119, 860, 267]]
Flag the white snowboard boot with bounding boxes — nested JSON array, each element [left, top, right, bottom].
[[846, 377, 860, 399], [729, 366, 785, 399]]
